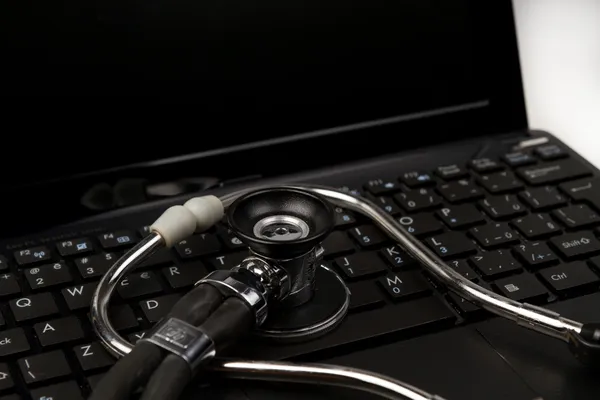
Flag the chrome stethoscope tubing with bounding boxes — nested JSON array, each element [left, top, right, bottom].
[[91, 184, 584, 400]]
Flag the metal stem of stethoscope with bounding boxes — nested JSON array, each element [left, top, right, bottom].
[[90, 184, 586, 400]]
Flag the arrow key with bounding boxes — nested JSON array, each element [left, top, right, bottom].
[[0, 363, 14, 391]]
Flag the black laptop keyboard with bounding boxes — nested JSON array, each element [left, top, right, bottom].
[[2, 143, 600, 399]]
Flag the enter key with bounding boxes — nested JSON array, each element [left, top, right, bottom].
[[560, 177, 600, 210]]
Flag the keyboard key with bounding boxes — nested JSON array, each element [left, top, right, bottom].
[[127, 331, 148, 344], [559, 177, 600, 211], [161, 263, 208, 289], [88, 305, 138, 331], [98, 230, 138, 249], [73, 342, 115, 371], [348, 282, 385, 311], [399, 171, 434, 187], [0, 256, 10, 271], [117, 271, 162, 299], [333, 207, 357, 227], [479, 195, 526, 219], [0, 328, 30, 357], [18, 350, 71, 384], [512, 214, 561, 239], [519, 186, 567, 210], [10, 293, 58, 322], [552, 204, 600, 229], [470, 249, 521, 279], [539, 262, 600, 296], [438, 179, 484, 203], [394, 188, 442, 212], [86, 374, 106, 392], [377, 272, 431, 300], [426, 232, 477, 259], [25, 261, 72, 290], [13, 246, 52, 266], [534, 144, 567, 160], [448, 260, 478, 281], [322, 231, 355, 257], [349, 225, 387, 248], [206, 252, 247, 270], [368, 195, 401, 215], [217, 227, 246, 250], [175, 234, 222, 258], [469, 158, 502, 173], [34, 316, 84, 347], [435, 164, 467, 180], [0, 273, 21, 297], [138, 248, 173, 268], [334, 253, 387, 279], [75, 253, 117, 279], [447, 292, 485, 317], [513, 242, 558, 268], [30, 381, 83, 400], [139, 294, 182, 323], [550, 232, 600, 259], [517, 159, 591, 185], [469, 223, 518, 248], [503, 151, 536, 167], [56, 238, 93, 257], [0, 363, 14, 391], [364, 179, 399, 195], [436, 205, 485, 229], [61, 282, 97, 310], [396, 213, 443, 237], [495, 274, 547, 302], [379, 244, 416, 270], [478, 171, 523, 193]]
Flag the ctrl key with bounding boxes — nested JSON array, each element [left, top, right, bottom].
[[539, 262, 600, 296]]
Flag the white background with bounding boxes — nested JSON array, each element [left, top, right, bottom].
[[513, 0, 600, 166]]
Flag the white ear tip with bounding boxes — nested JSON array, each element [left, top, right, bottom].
[[184, 195, 225, 232], [150, 205, 197, 247]]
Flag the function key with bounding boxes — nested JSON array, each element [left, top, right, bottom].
[[98, 231, 138, 249], [519, 186, 567, 210], [364, 179, 400, 195], [56, 237, 93, 257], [13, 246, 52, 266], [516, 159, 591, 185], [399, 171, 435, 187], [175, 233, 222, 259], [503, 151, 536, 167], [469, 158, 503, 173], [534, 144, 568, 160], [550, 231, 600, 259], [0, 255, 9, 271], [435, 164, 468, 180]]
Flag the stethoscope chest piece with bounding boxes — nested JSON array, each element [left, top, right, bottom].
[[226, 187, 351, 342]]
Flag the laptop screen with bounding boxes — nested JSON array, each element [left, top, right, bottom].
[[3, 0, 524, 186]]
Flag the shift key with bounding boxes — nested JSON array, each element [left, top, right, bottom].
[[550, 232, 600, 259]]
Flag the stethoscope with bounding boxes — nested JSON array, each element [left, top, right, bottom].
[[88, 185, 600, 400]]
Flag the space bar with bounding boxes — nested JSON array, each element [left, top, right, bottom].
[[237, 296, 457, 360]]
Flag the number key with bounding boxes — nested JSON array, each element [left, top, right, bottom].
[[98, 230, 138, 249], [56, 238, 93, 257], [14, 246, 52, 266], [25, 261, 72, 290], [175, 233, 221, 258], [75, 253, 116, 279], [349, 225, 387, 248], [470, 223, 519, 248]]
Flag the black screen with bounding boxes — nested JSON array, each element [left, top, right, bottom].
[[1, 0, 524, 185]]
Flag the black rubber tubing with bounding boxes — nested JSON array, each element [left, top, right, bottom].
[[89, 283, 225, 400], [139, 297, 255, 400]]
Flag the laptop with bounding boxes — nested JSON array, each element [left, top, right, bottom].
[[1, 0, 599, 399]]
